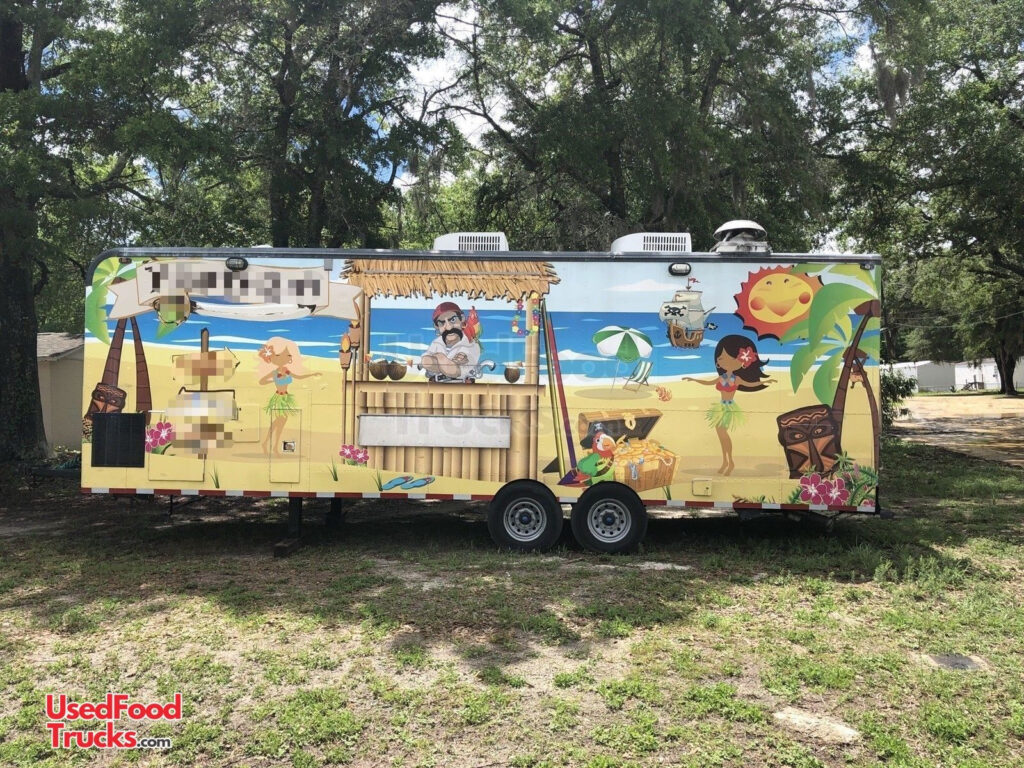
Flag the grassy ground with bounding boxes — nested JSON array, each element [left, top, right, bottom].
[[1, 438, 1022, 767]]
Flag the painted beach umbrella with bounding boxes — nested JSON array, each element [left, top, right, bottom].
[[592, 326, 653, 363]]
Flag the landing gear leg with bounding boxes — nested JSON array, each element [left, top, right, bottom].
[[274, 497, 304, 557]]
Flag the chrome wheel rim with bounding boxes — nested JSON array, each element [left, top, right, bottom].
[[504, 498, 547, 542], [587, 499, 631, 544]]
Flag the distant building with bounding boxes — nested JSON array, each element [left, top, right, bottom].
[[954, 359, 1024, 391], [889, 361, 956, 392], [38, 333, 84, 449], [890, 358, 1023, 392]]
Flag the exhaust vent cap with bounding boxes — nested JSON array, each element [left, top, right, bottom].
[[711, 220, 770, 253], [610, 232, 692, 254], [432, 232, 509, 252]]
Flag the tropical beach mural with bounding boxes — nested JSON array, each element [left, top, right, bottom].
[[81, 251, 880, 512]]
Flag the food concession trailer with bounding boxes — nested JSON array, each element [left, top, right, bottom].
[[81, 223, 882, 553]]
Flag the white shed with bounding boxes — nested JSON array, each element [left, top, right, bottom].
[[955, 359, 1024, 391], [38, 333, 84, 449], [889, 361, 956, 392]]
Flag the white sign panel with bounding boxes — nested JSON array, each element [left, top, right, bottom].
[[358, 415, 511, 449]]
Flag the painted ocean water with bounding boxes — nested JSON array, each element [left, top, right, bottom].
[[109, 308, 879, 384]]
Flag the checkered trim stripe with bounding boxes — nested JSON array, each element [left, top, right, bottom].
[[80, 487, 877, 513]]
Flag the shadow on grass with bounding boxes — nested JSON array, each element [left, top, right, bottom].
[[1, 439, 1022, 667]]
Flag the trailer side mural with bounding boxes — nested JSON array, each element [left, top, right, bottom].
[[81, 249, 880, 548]]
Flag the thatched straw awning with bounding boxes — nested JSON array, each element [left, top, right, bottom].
[[341, 259, 560, 300]]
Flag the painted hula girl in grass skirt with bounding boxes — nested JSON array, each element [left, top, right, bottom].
[[682, 334, 775, 476], [257, 337, 321, 455]]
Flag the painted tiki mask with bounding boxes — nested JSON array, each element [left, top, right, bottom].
[[777, 405, 841, 479], [85, 382, 127, 418]]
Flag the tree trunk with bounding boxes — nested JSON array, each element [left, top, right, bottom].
[[0, 16, 28, 92], [1, 15, 46, 459], [994, 349, 1018, 397], [583, 33, 627, 221], [269, 22, 297, 248], [0, 192, 48, 460]]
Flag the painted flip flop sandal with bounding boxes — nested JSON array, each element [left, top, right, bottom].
[[380, 475, 414, 491], [400, 476, 436, 490]]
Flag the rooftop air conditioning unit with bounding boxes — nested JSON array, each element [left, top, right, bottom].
[[711, 220, 770, 254], [432, 232, 509, 252], [610, 232, 692, 254]]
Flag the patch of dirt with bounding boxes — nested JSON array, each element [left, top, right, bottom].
[[368, 557, 456, 591], [895, 395, 1024, 466]]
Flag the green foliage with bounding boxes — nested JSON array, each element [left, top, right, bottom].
[[423, 0, 849, 249], [881, 369, 917, 429], [553, 666, 594, 689], [1, 0, 207, 458], [839, 0, 1024, 374], [681, 683, 766, 723], [597, 675, 660, 711], [196, 0, 449, 248], [920, 702, 976, 744]]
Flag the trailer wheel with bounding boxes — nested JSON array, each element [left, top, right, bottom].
[[488, 482, 563, 551], [571, 484, 647, 554]]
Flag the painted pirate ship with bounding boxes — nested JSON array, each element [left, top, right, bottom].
[[659, 280, 714, 349]]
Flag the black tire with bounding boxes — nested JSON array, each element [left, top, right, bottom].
[[570, 483, 648, 554], [487, 482, 564, 551]]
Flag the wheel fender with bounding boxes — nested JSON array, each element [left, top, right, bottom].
[[490, 479, 561, 512], [573, 481, 644, 513]]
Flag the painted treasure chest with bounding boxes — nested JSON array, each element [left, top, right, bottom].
[[577, 409, 678, 493]]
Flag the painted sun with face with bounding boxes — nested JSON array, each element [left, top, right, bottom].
[[734, 266, 823, 339]]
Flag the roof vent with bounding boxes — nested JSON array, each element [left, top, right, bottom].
[[610, 232, 692, 254], [433, 232, 509, 252], [711, 220, 770, 254]]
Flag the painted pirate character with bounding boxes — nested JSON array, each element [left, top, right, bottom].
[[419, 301, 483, 381]]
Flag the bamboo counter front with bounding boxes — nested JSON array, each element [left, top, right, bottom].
[[354, 381, 542, 482]]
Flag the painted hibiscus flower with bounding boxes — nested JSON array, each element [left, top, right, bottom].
[[145, 421, 176, 455], [799, 473, 829, 504], [354, 448, 369, 465], [339, 444, 355, 460], [737, 346, 756, 368], [155, 421, 175, 446], [824, 477, 850, 505]]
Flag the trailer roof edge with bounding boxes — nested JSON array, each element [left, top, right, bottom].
[[85, 247, 881, 282]]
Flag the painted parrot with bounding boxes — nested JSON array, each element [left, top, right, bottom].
[[568, 432, 617, 486], [463, 306, 481, 343]]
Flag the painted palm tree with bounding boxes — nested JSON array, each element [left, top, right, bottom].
[[84, 259, 153, 424], [776, 264, 881, 477]]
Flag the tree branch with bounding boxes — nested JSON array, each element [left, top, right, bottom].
[[33, 258, 49, 296]]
